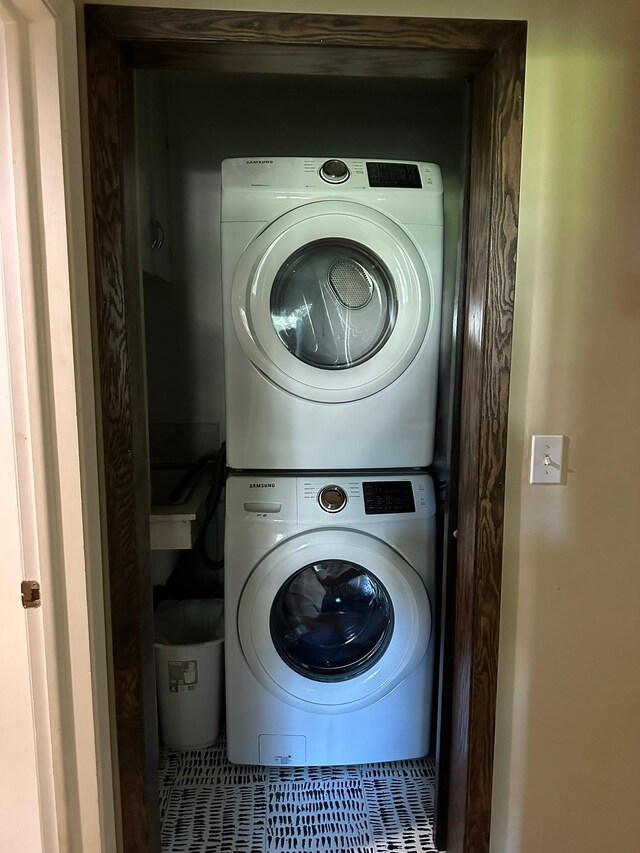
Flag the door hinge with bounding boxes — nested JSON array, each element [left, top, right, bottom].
[[21, 580, 41, 609]]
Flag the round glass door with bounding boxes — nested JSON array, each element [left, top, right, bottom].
[[270, 239, 397, 369], [230, 202, 432, 403], [238, 527, 432, 710], [270, 559, 394, 682]]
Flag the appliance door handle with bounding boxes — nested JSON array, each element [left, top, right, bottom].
[[244, 502, 282, 514]]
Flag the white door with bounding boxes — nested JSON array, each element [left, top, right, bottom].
[[1, 12, 51, 849], [0, 1, 112, 849], [238, 528, 432, 712], [231, 201, 433, 402], [0, 267, 47, 853]]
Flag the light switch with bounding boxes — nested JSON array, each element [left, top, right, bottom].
[[529, 435, 566, 484]]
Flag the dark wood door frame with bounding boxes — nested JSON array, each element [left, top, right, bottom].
[[85, 9, 526, 853]]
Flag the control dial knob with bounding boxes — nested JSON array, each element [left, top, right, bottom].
[[319, 159, 350, 184], [318, 485, 348, 513]]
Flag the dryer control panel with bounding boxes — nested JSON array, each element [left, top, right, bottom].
[[222, 157, 442, 193], [221, 157, 443, 227], [316, 159, 422, 188], [366, 161, 422, 188]]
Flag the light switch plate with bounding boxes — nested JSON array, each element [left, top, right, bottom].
[[529, 435, 566, 484]]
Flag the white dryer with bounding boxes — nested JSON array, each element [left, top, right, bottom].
[[221, 157, 443, 470], [224, 472, 437, 767]]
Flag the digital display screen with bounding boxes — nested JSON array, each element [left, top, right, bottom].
[[366, 162, 422, 189], [363, 481, 416, 515]]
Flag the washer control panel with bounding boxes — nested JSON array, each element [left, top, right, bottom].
[[318, 485, 348, 513], [297, 475, 434, 523], [363, 480, 415, 515], [228, 474, 435, 524]]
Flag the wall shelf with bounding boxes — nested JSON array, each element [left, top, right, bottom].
[[150, 467, 214, 551]]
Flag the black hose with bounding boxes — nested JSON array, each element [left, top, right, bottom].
[[166, 457, 215, 505], [196, 442, 226, 570]]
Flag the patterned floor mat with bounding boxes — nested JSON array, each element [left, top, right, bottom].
[[159, 735, 437, 853]]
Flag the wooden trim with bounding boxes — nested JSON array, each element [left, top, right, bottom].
[[85, 11, 161, 853], [124, 41, 492, 79], [90, 7, 521, 52], [84, 8, 526, 852], [433, 81, 474, 851], [449, 26, 526, 853]]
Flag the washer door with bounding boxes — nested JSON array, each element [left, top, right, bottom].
[[231, 201, 432, 403], [238, 529, 432, 713]]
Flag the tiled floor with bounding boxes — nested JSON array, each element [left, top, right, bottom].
[[159, 735, 437, 853]]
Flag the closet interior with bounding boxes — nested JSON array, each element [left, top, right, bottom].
[[135, 69, 469, 853]]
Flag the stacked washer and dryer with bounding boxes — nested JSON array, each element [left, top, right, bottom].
[[221, 157, 443, 767]]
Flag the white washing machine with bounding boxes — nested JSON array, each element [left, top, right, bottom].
[[221, 157, 443, 470], [224, 472, 437, 766]]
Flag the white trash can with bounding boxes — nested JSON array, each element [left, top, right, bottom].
[[154, 599, 224, 750]]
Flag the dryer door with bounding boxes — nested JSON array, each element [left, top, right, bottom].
[[238, 529, 432, 713], [231, 201, 433, 403]]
